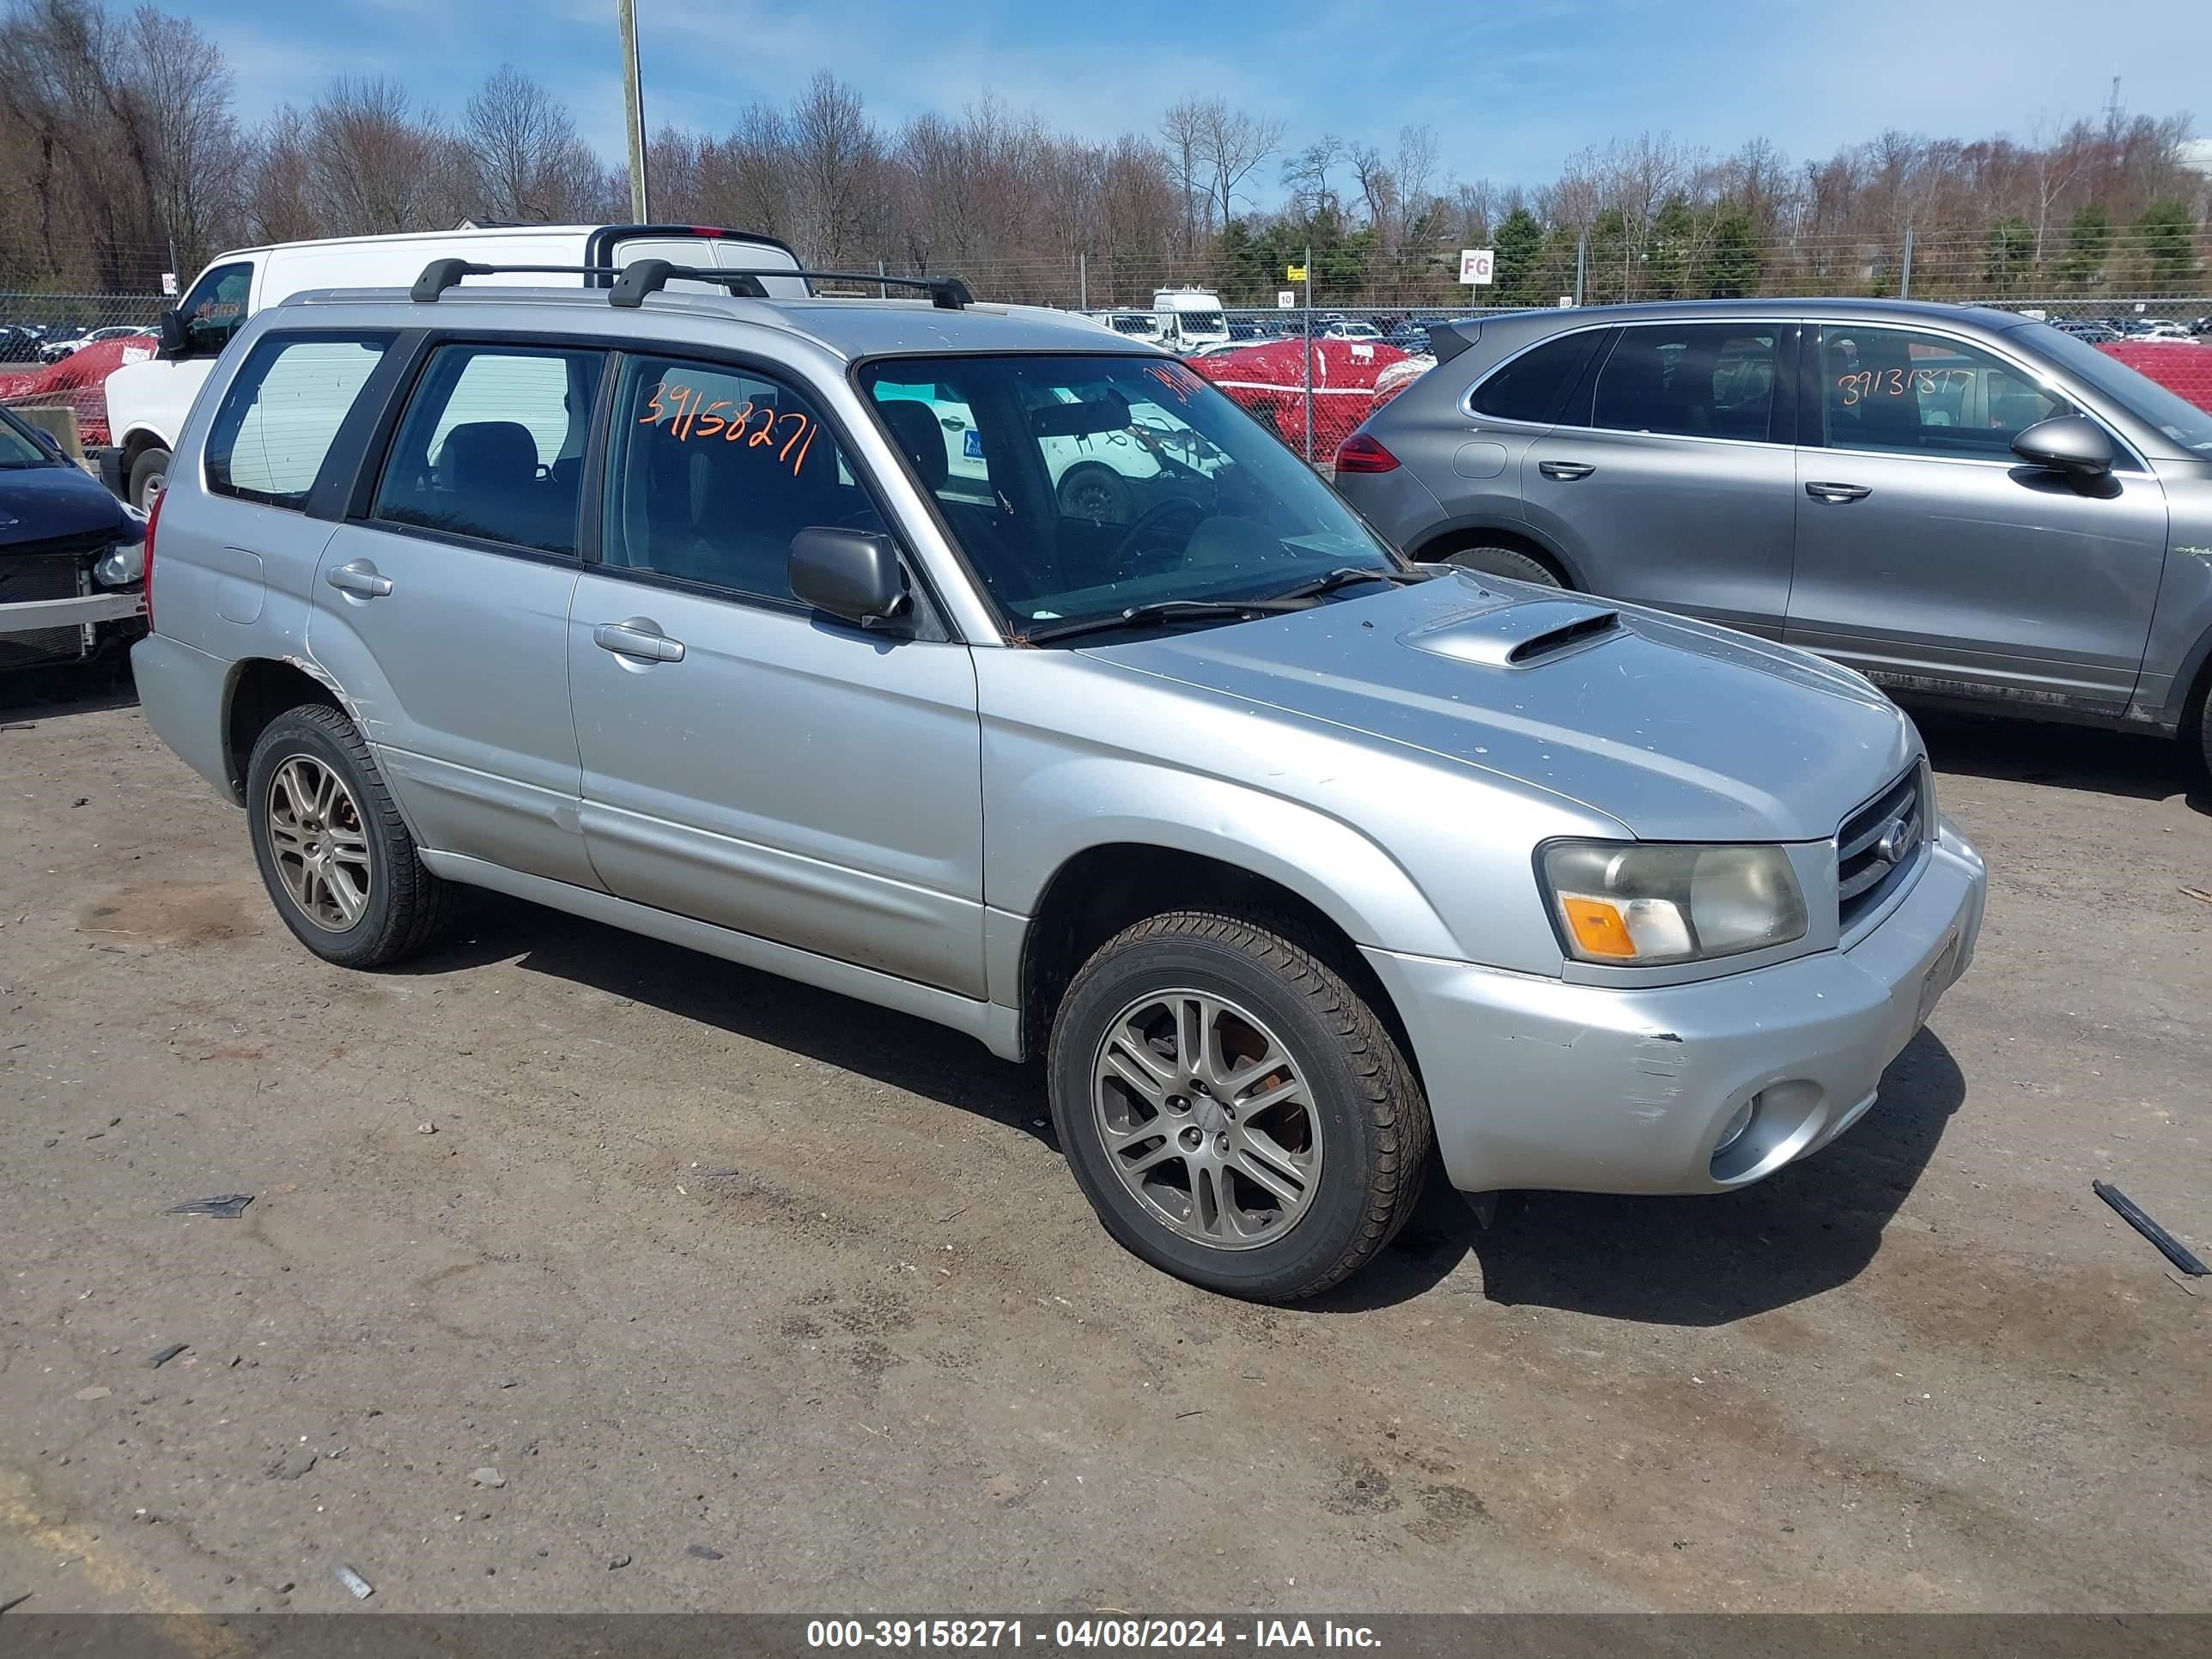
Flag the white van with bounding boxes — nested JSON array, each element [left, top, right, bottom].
[[97, 223, 806, 507], [1150, 288, 1231, 356]]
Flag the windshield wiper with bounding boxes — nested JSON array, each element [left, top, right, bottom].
[[1267, 564, 1427, 602], [1018, 596, 1316, 647]]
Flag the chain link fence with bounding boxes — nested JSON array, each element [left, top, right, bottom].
[[0, 293, 167, 451]]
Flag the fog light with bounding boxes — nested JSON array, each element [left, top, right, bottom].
[[1714, 1095, 1758, 1157]]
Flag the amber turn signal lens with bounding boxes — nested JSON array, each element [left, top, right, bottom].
[[1561, 896, 1638, 959]]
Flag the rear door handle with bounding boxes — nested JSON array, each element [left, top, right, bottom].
[[1538, 461, 1595, 481], [325, 559, 393, 598], [592, 620, 685, 663], [1805, 481, 1872, 502]]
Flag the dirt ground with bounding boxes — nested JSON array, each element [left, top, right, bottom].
[[0, 674, 2206, 1617]]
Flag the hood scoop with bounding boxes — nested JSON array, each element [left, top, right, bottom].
[[1402, 598, 1625, 669]]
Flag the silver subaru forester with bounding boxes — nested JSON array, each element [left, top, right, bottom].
[[130, 258, 1985, 1300]]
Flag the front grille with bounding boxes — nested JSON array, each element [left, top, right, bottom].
[[1837, 764, 1925, 933], [0, 552, 91, 668]]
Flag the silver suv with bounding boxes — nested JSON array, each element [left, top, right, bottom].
[[1334, 300, 2212, 763], [131, 263, 1985, 1300]]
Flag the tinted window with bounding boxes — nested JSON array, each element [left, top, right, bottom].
[[205, 335, 388, 510], [601, 356, 884, 603], [1592, 324, 1779, 441], [1820, 326, 2079, 459], [179, 261, 252, 357], [1468, 330, 1607, 424], [371, 343, 604, 555]]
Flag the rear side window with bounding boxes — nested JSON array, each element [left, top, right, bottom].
[[204, 334, 389, 510], [370, 343, 605, 556], [1591, 324, 1781, 441], [601, 355, 884, 603], [1468, 330, 1607, 424]]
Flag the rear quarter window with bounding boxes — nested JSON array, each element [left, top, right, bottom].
[[1468, 330, 1608, 425], [204, 334, 390, 510]]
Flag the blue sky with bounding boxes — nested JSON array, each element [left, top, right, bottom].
[[198, 0, 2206, 195]]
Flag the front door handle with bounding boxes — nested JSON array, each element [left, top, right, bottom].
[[1805, 481, 1872, 503], [1538, 460, 1595, 481], [325, 559, 393, 598], [592, 619, 685, 663]]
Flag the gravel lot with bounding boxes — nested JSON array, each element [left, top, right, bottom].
[[1, 675, 2206, 1616]]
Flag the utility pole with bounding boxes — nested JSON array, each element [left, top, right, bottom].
[[618, 0, 649, 223], [1303, 242, 1314, 465], [1899, 224, 1914, 299]]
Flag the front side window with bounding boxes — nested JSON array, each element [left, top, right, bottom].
[[601, 356, 884, 603], [205, 335, 389, 510], [1468, 330, 1608, 425], [179, 262, 252, 357], [1591, 323, 1780, 441], [371, 343, 604, 556], [1819, 326, 2078, 459], [860, 353, 1399, 635]]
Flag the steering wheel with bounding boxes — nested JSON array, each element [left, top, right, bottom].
[[1108, 496, 1208, 576]]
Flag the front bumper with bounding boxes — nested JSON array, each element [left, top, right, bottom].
[[1364, 819, 1987, 1195]]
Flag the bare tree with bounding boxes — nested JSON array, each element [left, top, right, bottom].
[[1194, 100, 1282, 234], [306, 76, 457, 234], [119, 5, 242, 271], [787, 70, 878, 265], [461, 64, 599, 223], [1280, 133, 1346, 217], [1158, 98, 1207, 252], [243, 104, 318, 243]]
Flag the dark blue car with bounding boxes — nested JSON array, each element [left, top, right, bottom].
[[0, 404, 146, 672]]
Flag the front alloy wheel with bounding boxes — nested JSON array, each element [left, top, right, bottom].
[[1092, 988, 1323, 1249]]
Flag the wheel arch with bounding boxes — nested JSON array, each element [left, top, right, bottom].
[[222, 656, 353, 801], [1407, 520, 1578, 587], [1012, 837, 1429, 1076]]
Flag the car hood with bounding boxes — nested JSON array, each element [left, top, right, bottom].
[[1084, 571, 1915, 842], [0, 463, 135, 550]]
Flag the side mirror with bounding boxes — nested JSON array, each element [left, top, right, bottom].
[[156, 308, 190, 360], [790, 526, 909, 626], [2012, 415, 2114, 478]]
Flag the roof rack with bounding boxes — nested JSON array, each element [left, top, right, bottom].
[[410, 261, 612, 301], [409, 256, 975, 311], [608, 258, 972, 311]]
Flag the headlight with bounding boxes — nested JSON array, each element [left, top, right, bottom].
[[1540, 841, 1808, 965], [93, 544, 145, 587]]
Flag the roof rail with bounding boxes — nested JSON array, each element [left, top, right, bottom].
[[607, 258, 973, 311], [410, 260, 614, 301]]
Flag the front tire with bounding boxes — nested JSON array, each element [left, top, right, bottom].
[[127, 447, 171, 512], [1047, 911, 1431, 1301], [246, 703, 450, 969]]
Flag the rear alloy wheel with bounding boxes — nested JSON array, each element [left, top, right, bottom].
[[1048, 910, 1430, 1301], [246, 703, 450, 969], [1443, 544, 1561, 587]]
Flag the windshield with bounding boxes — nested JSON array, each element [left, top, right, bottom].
[[1173, 311, 1227, 336], [0, 408, 53, 465], [2021, 323, 2212, 458], [860, 353, 1401, 637]]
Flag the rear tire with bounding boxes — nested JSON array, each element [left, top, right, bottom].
[[1442, 544, 1561, 587], [246, 703, 451, 969], [1047, 910, 1431, 1302], [127, 447, 171, 512]]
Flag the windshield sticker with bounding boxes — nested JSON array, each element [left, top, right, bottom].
[[641, 382, 819, 476]]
